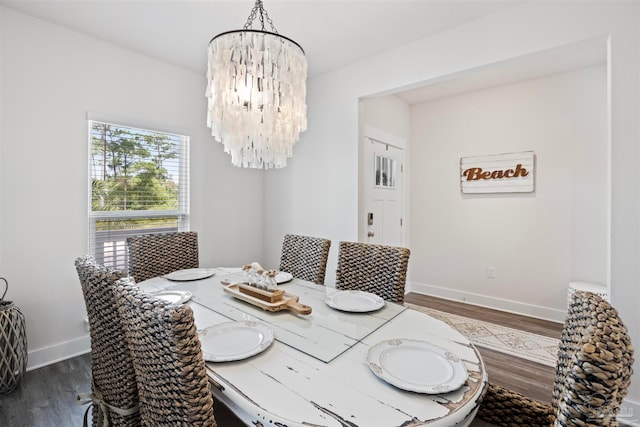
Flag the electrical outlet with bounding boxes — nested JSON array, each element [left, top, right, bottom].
[[487, 267, 496, 278], [84, 318, 90, 332]]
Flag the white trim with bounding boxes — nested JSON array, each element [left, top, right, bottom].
[[363, 124, 407, 150], [26, 335, 90, 371], [407, 281, 566, 323], [605, 33, 612, 301], [406, 281, 639, 426], [86, 111, 190, 138], [86, 118, 191, 271], [89, 210, 183, 219], [618, 400, 640, 426]]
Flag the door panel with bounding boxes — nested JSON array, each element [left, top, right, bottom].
[[364, 139, 404, 246]]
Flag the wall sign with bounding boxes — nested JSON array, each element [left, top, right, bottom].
[[460, 151, 535, 194]]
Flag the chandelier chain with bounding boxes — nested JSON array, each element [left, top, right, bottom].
[[243, 0, 279, 33]]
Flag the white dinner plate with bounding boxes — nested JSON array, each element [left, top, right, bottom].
[[367, 339, 468, 394], [275, 271, 293, 284], [164, 268, 215, 282], [200, 321, 274, 362], [325, 290, 385, 312], [151, 290, 192, 305]]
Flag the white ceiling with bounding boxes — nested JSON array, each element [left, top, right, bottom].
[[1, 1, 606, 104], [393, 36, 607, 104], [1, 0, 517, 77]]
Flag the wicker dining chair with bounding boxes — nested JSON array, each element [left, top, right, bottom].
[[279, 234, 331, 285], [114, 278, 216, 426], [126, 231, 199, 282], [477, 291, 634, 427], [335, 241, 411, 304], [74, 255, 140, 427]]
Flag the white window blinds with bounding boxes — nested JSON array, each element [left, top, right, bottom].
[[88, 119, 190, 272]]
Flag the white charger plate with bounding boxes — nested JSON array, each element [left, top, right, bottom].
[[275, 271, 293, 284], [151, 290, 192, 305], [200, 321, 274, 362], [367, 339, 468, 394], [164, 268, 215, 282], [325, 290, 385, 312]]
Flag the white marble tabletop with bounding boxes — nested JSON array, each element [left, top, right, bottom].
[[139, 268, 488, 427]]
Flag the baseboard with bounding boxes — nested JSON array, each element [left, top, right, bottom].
[[407, 282, 640, 425], [407, 281, 566, 323], [26, 335, 90, 371], [619, 399, 640, 426]]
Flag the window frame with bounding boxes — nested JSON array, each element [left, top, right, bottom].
[[87, 114, 190, 272]]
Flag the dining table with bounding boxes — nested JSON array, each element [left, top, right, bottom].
[[138, 267, 488, 427]]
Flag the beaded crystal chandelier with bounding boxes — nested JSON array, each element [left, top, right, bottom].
[[206, 0, 307, 169]]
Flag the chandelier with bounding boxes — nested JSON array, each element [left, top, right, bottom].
[[206, 0, 307, 169]]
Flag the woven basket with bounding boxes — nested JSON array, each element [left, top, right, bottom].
[[0, 277, 27, 396]]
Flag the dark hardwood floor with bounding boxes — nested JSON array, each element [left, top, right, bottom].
[[0, 352, 244, 427], [0, 293, 565, 426], [405, 292, 564, 405], [0, 352, 92, 426]]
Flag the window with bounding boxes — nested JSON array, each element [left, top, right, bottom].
[[88, 119, 189, 272], [375, 154, 396, 188]]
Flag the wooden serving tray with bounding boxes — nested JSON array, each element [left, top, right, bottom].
[[223, 283, 312, 315]]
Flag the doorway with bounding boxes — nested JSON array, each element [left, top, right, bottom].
[[357, 37, 609, 314], [363, 137, 405, 246], [358, 117, 409, 247]]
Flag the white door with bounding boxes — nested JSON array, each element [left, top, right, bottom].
[[363, 138, 404, 246]]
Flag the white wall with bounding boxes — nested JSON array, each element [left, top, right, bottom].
[[262, 80, 361, 279], [359, 96, 412, 142], [0, 9, 264, 368], [0, 6, 4, 272], [264, 0, 639, 417], [410, 65, 606, 320]]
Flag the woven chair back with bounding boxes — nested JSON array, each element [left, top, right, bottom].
[[335, 241, 410, 304], [74, 255, 140, 427], [279, 234, 331, 285], [114, 278, 216, 426], [552, 290, 634, 426], [126, 231, 199, 282]]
